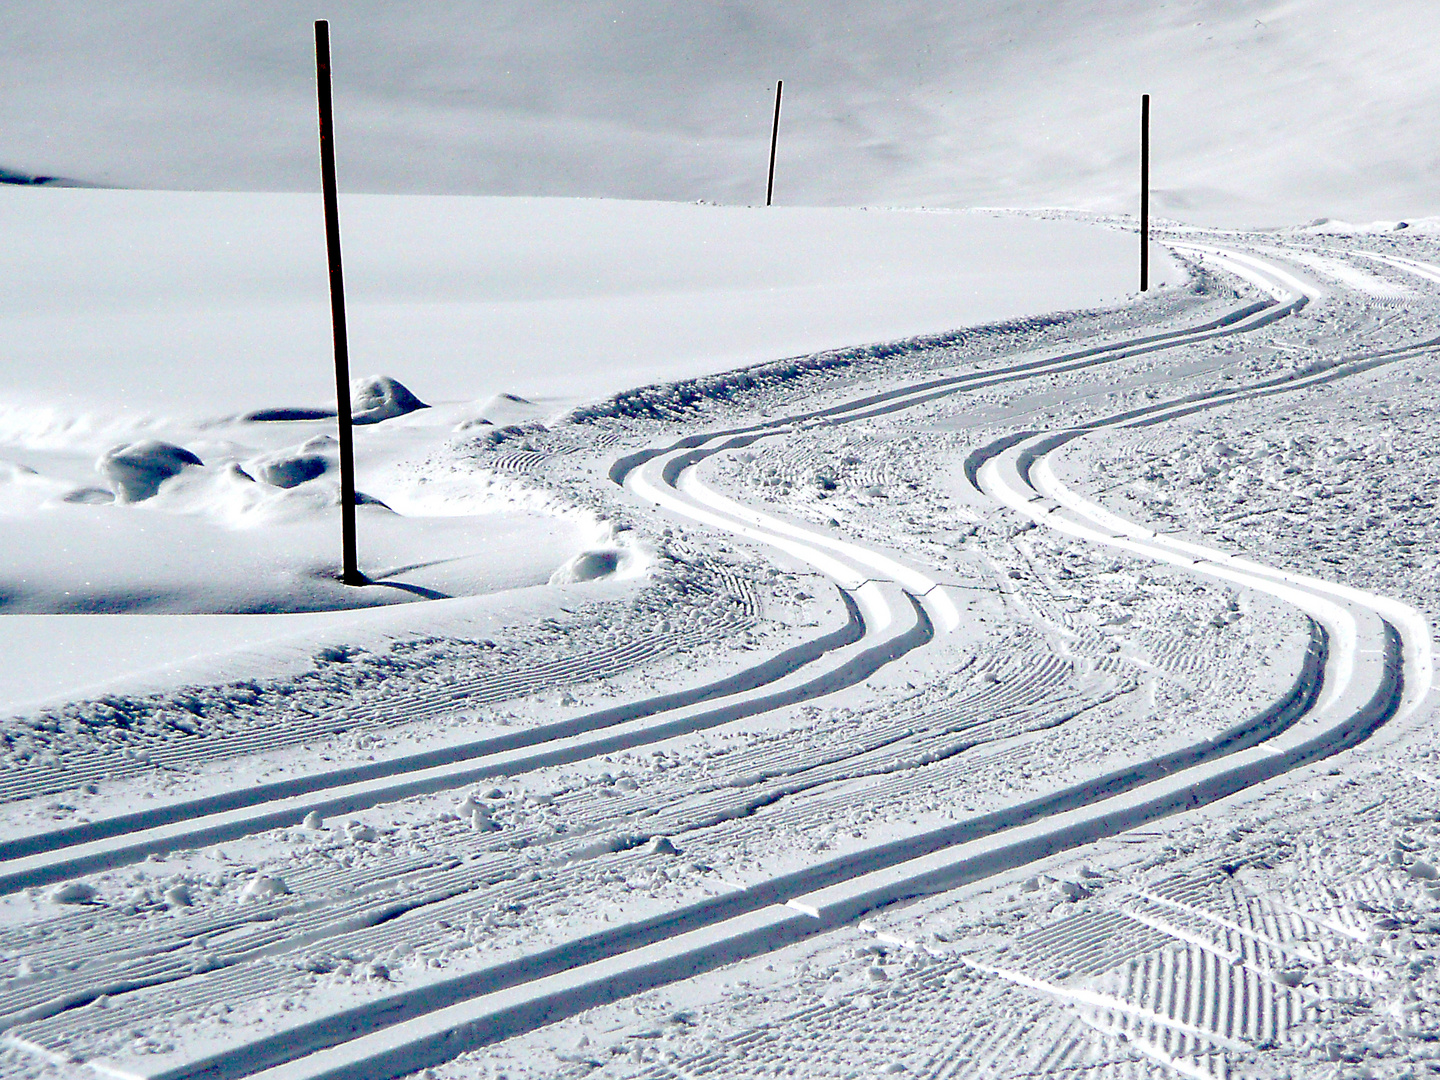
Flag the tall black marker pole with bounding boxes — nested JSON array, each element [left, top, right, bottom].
[[315, 20, 363, 586], [1140, 92, 1150, 292], [766, 80, 783, 206]]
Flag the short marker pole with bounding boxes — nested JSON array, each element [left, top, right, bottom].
[[1140, 92, 1150, 293], [314, 20, 363, 586], [767, 80, 783, 206]]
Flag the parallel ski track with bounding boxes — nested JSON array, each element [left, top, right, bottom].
[[0, 614, 760, 810], [0, 285, 1294, 878], [8, 244, 1430, 1080], [0, 653, 1120, 1077], [632, 244, 1437, 1080], [213, 245, 1418, 1080], [0, 572, 927, 891]]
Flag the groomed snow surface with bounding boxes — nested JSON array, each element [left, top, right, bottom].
[[2, 189, 1440, 1080]]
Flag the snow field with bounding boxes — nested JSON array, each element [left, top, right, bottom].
[[0, 190, 1165, 720], [0, 190, 1159, 427], [0, 243, 1342, 1080], [3, 211, 1440, 1079], [542, 235, 1440, 1078]]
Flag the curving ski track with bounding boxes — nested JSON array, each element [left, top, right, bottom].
[[1, 243, 1431, 1080], [0, 271, 1313, 891]]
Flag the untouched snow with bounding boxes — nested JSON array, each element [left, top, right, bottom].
[[3, 2, 1439, 225], [0, 188, 1165, 705], [0, 188, 1166, 433]]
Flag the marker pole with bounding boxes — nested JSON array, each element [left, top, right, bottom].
[[315, 20, 363, 586], [767, 81, 783, 206], [1140, 92, 1150, 292]]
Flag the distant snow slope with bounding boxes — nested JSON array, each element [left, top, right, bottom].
[[0, 188, 1169, 432], [1, 1, 1435, 225], [0, 187, 1168, 626]]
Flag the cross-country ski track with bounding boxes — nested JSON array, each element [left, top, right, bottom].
[[1, 236, 1435, 1080]]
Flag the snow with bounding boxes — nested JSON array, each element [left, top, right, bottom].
[[0, 187, 1159, 710], [350, 375, 428, 426], [5, 11, 1440, 1073], [96, 439, 204, 503], [5, 3, 1440, 226], [0, 187, 1163, 431]]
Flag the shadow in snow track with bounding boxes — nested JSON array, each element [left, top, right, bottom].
[[0, 587, 937, 895], [0, 586, 867, 869]]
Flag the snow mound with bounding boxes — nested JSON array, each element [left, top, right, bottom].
[[257, 457, 329, 489], [49, 882, 97, 905], [549, 548, 623, 584], [97, 440, 203, 503], [164, 884, 193, 908], [250, 436, 336, 489], [255, 455, 328, 489], [547, 525, 649, 585], [476, 393, 545, 428], [351, 376, 428, 425], [240, 875, 290, 901], [1292, 218, 1419, 236]]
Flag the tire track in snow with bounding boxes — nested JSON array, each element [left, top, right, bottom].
[[606, 289, 1303, 494], [550, 245, 1426, 1075], [932, 250, 1434, 1077], [993, 857, 1395, 1075]]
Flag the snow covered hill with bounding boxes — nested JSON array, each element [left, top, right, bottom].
[[6, 7, 1440, 1076], [0, 189, 1164, 429], [4, 1, 1438, 225]]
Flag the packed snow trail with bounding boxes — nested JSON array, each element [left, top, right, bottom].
[[226, 336, 1412, 1080], [6, 239, 1435, 1080], [47, 246, 1421, 1080], [0, 289, 1304, 888], [626, 434, 962, 634], [0, 584, 932, 894], [630, 241, 1440, 1078]]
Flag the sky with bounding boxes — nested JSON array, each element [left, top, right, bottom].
[[2, 2, 1438, 226]]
